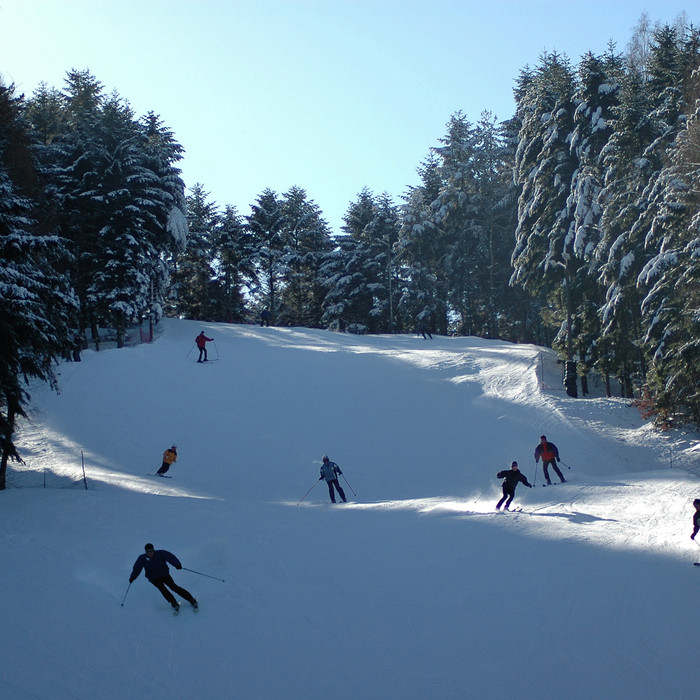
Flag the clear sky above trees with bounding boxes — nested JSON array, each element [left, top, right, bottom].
[[0, 0, 694, 233]]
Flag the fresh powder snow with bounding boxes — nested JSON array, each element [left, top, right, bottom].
[[2, 318, 699, 699]]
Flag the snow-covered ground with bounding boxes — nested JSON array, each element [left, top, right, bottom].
[[3, 319, 699, 700]]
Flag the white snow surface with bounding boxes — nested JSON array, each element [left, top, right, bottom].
[[3, 319, 700, 700]]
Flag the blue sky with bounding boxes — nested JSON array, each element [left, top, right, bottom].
[[0, 1, 695, 233]]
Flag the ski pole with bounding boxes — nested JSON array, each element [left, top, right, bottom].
[[533, 462, 537, 487], [559, 460, 572, 470], [213, 339, 220, 359], [186, 343, 195, 358], [120, 582, 132, 607], [297, 478, 320, 505], [341, 472, 357, 497], [181, 567, 226, 582]]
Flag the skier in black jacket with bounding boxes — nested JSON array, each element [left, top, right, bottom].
[[496, 461, 532, 511], [129, 543, 198, 613]]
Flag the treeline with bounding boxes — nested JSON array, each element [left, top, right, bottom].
[[2, 15, 700, 485], [0, 69, 187, 486]]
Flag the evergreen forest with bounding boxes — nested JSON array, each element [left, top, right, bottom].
[[2, 14, 700, 485]]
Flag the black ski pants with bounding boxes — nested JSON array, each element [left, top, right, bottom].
[[150, 574, 195, 607], [496, 486, 516, 510], [326, 478, 346, 503], [197, 346, 208, 362], [156, 461, 170, 475], [542, 459, 564, 483]]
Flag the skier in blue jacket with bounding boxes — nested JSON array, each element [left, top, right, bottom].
[[319, 455, 347, 503], [129, 543, 198, 613]]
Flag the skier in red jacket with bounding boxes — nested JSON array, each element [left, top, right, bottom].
[[534, 435, 566, 485], [195, 331, 213, 362]]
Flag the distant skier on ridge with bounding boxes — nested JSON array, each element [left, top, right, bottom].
[[534, 434, 566, 485], [495, 461, 532, 511]]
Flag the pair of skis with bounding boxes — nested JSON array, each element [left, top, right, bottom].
[[173, 600, 199, 616], [146, 468, 172, 478]]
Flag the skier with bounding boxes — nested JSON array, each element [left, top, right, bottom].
[[691, 498, 700, 540], [260, 309, 271, 327], [319, 455, 347, 503], [72, 334, 83, 362], [417, 323, 433, 340], [129, 543, 198, 613], [534, 434, 566, 485], [156, 445, 177, 476], [496, 461, 532, 510], [195, 331, 213, 362]]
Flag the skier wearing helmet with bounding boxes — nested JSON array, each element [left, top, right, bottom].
[[319, 455, 347, 503]]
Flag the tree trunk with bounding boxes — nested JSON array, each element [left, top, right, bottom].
[[0, 405, 17, 490]]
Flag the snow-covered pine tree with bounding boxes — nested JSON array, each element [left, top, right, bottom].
[[84, 93, 158, 346], [171, 184, 218, 320], [511, 52, 580, 395], [464, 111, 518, 339], [277, 186, 334, 328], [565, 48, 625, 393], [138, 111, 188, 326], [361, 192, 401, 332], [0, 79, 75, 488], [211, 205, 255, 323], [597, 24, 694, 397], [48, 69, 107, 345], [635, 27, 700, 423], [320, 188, 383, 333], [397, 155, 443, 333], [26, 72, 188, 346], [247, 189, 286, 323]]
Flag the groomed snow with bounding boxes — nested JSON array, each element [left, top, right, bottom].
[[3, 318, 699, 699]]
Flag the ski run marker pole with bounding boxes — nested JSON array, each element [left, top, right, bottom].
[[182, 567, 225, 582], [297, 479, 319, 505], [120, 582, 132, 607]]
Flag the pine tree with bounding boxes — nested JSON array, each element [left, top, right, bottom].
[[566, 48, 625, 392], [321, 188, 386, 333], [247, 188, 286, 322], [397, 155, 443, 333], [511, 52, 580, 395], [635, 28, 700, 423], [211, 205, 255, 323], [171, 184, 218, 320], [277, 186, 333, 327], [0, 79, 74, 488]]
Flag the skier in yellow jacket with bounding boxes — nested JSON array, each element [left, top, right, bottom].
[[157, 445, 177, 476]]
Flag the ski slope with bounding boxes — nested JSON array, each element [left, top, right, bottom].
[[2, 318, 699, 700]]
